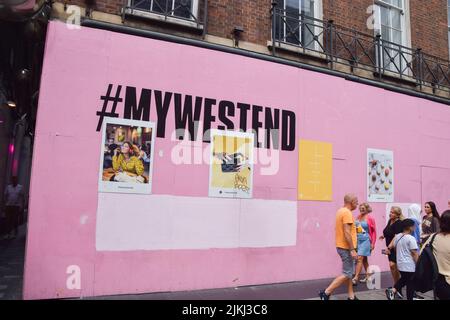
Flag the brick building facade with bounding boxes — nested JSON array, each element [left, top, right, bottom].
[[59, 0, 449, 60], [3, 0, 450, 300]]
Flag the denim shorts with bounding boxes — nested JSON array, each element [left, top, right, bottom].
[[337, 248, 355, 279]]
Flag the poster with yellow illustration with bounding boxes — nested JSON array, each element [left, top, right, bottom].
[[209, 130, 254, 198]]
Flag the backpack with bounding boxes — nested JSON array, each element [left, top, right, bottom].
[[412, 233, 439, 294]]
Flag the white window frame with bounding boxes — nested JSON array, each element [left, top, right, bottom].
[[278, 0, 323, 51], [374, 0, 412, 75], [125, 0, 200, 28]]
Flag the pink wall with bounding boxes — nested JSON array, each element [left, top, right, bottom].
[[23, 21, 450, 299]]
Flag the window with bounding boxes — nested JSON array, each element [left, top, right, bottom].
[[129, 0, 199, 21], [275, 0, 322, 50], [374, 0, 410, 73]]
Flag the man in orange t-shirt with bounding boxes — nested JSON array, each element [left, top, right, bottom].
[[319, 194, 359, 300]]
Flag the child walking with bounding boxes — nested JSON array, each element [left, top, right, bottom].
[[385, 219, 419, 300]]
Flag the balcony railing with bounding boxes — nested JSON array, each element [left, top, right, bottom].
[[271, 6, 450, 93], [123, 0, 207, 33]]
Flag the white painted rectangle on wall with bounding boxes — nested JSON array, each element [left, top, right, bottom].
[[96, 193, 297, 251]]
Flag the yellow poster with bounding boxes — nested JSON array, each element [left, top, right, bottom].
[[298, 140, 332, 201], [209, 130, 254, 198]]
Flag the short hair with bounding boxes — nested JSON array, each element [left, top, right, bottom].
[[359, 202, 372, 213], [402, 218, 415, 230], [440, 210, 450, 233], [344, 194, 357, 204]]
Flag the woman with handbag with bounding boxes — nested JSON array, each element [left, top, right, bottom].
[[422, 210, 450, 300], [352, 203, 377, 285]]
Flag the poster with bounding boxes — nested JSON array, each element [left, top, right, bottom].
[[367, 148, 394, 202], [98, 117, 156, 194], [209, 129, 254, 198], [298, 140, 333, 201]]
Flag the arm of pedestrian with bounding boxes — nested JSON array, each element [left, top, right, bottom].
[[343, 223, 353, 248], [411, 249, 419, 263], [387, 236, 395, 250]]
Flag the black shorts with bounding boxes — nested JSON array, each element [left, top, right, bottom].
[[388, 251, 396, 263]]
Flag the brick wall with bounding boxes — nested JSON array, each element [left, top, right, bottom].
[[324, 0, 449, 60], [59, 0, 450, 60], [410, 0, 449, 59], [207, 0, 271, 44], [323, 0, 373, 33]]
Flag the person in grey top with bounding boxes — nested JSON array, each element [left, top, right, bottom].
[[385, 219, 419, 300]]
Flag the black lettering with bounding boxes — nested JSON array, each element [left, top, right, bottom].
[[203, 98, 216, 142], [264, 107, 280, 149], [174, 94, 202, 141], [217, 100, 235, 131], [252, 105, 263, 148], [154, 90, 172, 138], [123, 86, 151, 121], [281, 110, 296, 151], [236, 103, 250, 132]]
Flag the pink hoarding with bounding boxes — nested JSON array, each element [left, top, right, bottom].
[[23, 21, 450, 299]]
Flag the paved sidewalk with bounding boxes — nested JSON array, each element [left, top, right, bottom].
[[0, 227, 436, 300], [0, 224, 26, 300], [307, 289, 434, 300], [88, 272, 405, 300]]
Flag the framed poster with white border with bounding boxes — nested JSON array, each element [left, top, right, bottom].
[[209, 129, 254, 199], [98, 117, 156, 195], [367, 148, 394, 202]]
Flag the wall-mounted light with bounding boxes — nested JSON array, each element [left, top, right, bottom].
[[7, 101, 16, 108]]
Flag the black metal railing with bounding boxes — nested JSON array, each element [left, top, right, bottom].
[[272, 6, 450, 92], [123, 0, 207, 32]]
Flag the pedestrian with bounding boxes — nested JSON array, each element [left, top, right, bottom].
[[385, 219, 419, 300], [352, 202, 377, 285], [407, 204, 422, 247], [422, 210, 450, 300], [2, 176, 24, 240], [319, 194, 359, 300], [380, 206, 404, 287], [421, 201, 440, 245], [407, 204, 425, 300]]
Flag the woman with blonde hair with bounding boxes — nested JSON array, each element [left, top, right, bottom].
[[352, 203, 377, 285], [380, 206, 404, 293]]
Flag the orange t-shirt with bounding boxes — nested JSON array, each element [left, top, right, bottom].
[[335, 207, 357, 249]]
